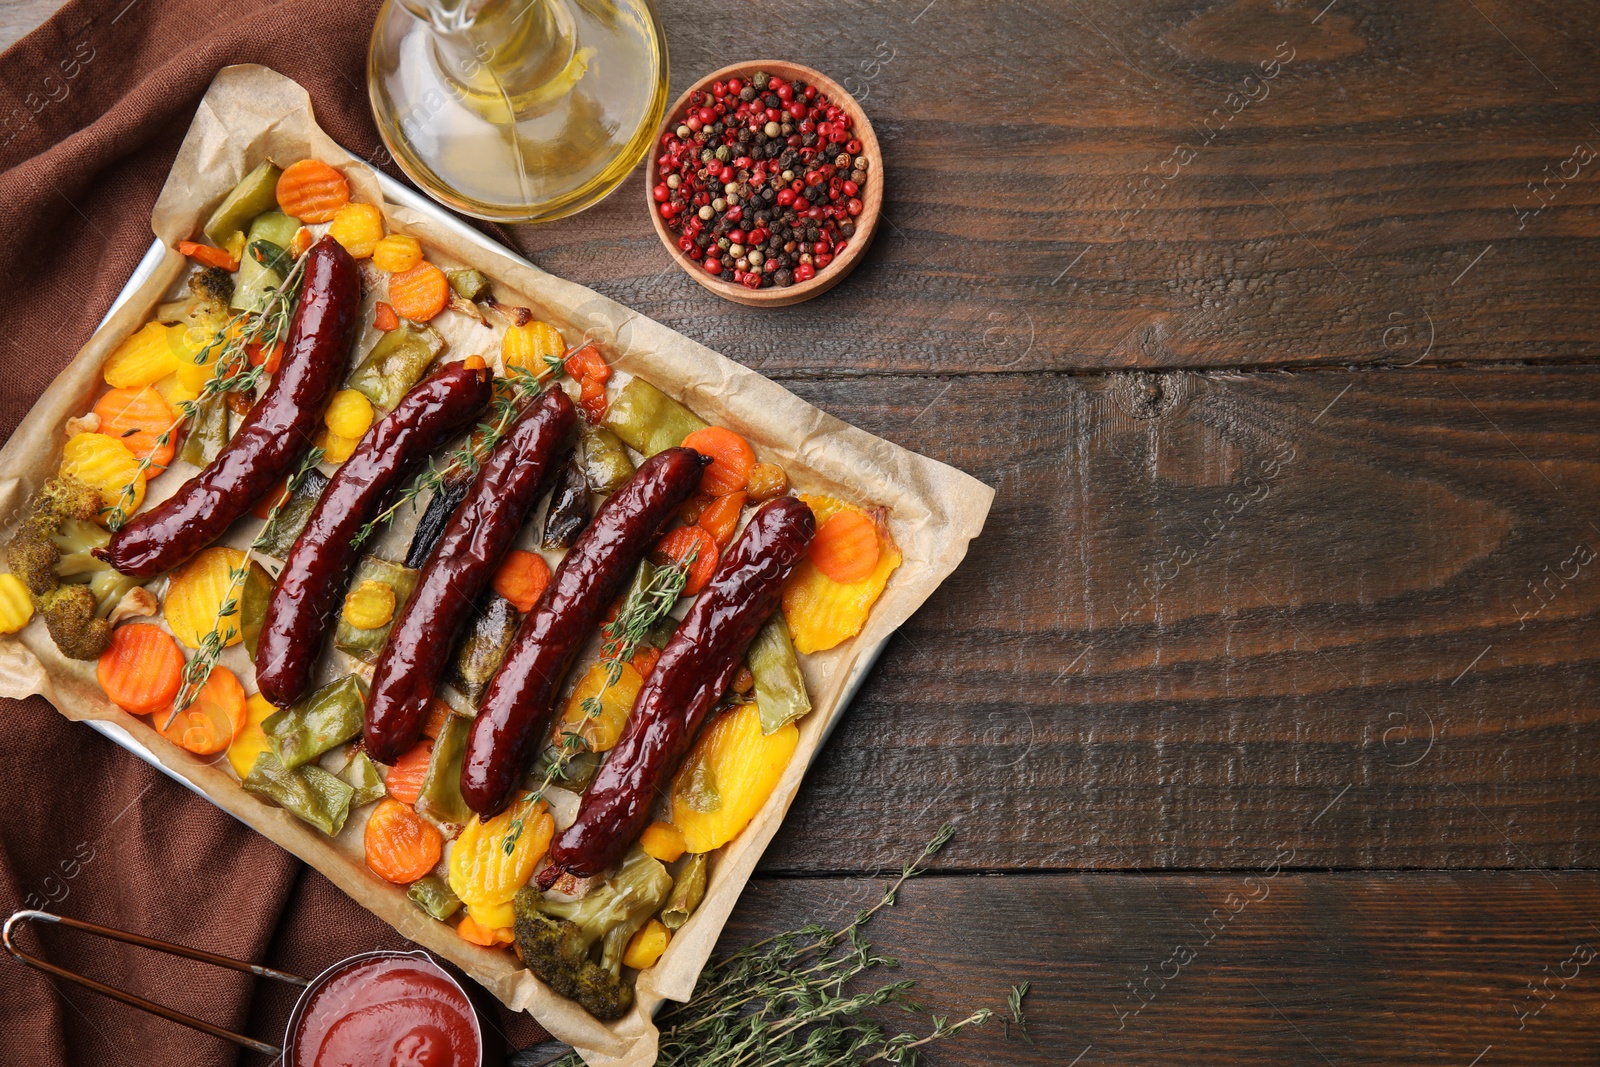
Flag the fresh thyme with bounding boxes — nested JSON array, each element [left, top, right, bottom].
[[579, 552, 694, 720], [1006, 981, 1033, 1045], [546, 824, 994, 1067], [106, 253, 309, 531], [352, 362, 558, 551], [162, 446, 325, 727], [504, 731, 590, 855]]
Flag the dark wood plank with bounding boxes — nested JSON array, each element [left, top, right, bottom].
[[513, 0, 1600, 375], [706, 870, 1600, 1066], [754, 365, 1600, 871]]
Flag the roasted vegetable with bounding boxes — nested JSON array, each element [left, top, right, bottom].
[[602, 378, 707, 457], [748, 615, 810, 734], [61, 432, 145, 518], [339, 750, 388, 808], [241, 750, 354, 836], [163, 546, 247, 649], [415, 710, 474, 834], [672, 702, 799, 854], [255, 467, 329, 559], [262, 674, 366, 771], [582, 426, 634, 495], [446, 268, 492, 301], [659, 852, 707, 930], [541, 456, 589, 551], [226, 692, 278, 778], [204, 161, 283, 246], [529, 738, 600, 792], [231, 211, 300, 312], [405, 476, 470, 569], [513, 845, 673, 1019], [0, 573, 34, 633], [444, 593, 519, 709], [178, 393, 229, 467], [4, 478, 145, 658], [557, 660, 644, 754], [347, 322, 446, 410], [333, 555, 418, 662], [408, 874, 463, 921], [238, 560, 274, 658], [448, 795, 552, 908], [781, 497, 901, 654]]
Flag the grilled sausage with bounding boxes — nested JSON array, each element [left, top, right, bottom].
[[538, 496, 815, 884], [97, 236, 360, 577], [460, 447, 708, 816], [254, 362, 492, 708], [364, 388, 577, 763]]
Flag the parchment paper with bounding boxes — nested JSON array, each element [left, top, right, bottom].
[[0, 65, 993, 1065]]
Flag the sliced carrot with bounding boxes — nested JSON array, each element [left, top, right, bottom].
[[422, 700, 452, 741], [364, 798, 443, 884], [289, 227, 314, 258], [387, 262, 450, 322], [251, 476, 291, 519], [275, 159, 350, 223], [157, 666, 246, 755], [563, 344, 610, 384], [697, 491, 746, 549], [579, 375, 608, 424], [373, 301, 399, 332], [681, 427, 756, 496], [630, 644, 661, 679], [246, 339, 283, 373], [96, 623, 184, 716], [492, 549, 551, 613], [677, 493, 712, 526], [809, 508, 881, 584], [92, 386, 177, 475], [652, 525, 718, 597], [384, 739, 433, 804], [456, 912, 513, 947], [177, 240, 240, 272]]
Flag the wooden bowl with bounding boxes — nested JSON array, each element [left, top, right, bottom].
[[645, 60, 883, 308]]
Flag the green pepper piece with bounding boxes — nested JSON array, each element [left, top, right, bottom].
[[333, 556, 419, 663], [407, 874, 463, 921], [445, 268, 491, 301], [239, 560, 275, 659], [241, 751, 354, 836], [660, 853, 707, 930], [749, 615, 811, 735], [263, 674, 367, 771], [203, 161, 282, 247], [582, 426, 635, 494], [530, 741, 599, 791], [415, 712, 474, 834], [445, 594, 519, 708], [602, 378, 708, 457], [338, 750, 387, 808], [348, 323, 446, 410], [256, 468, 329, 559], [179, 393, 228, 467], [230, 212, 300, 312], [541, 458, 589, 551]]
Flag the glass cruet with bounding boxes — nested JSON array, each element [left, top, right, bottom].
[[368, 0, 669, 223]]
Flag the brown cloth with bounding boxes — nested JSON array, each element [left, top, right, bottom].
[[0, 0, 549, 1061]]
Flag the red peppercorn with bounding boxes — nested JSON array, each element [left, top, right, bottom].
[[847, 198, 863, 216], [815, 253, 833, 269], [794, 262, 815, 281], [704, 257, 722, 274], [727, 77, 742, 93], [843, 180, 858, 196], [741, 271, 763, 289], [846, 138, 862, 154], [653, 184, 669, 202], [777, 188, 797, 206], [776, 82, 793, 101], [804, 85, 816, 99]]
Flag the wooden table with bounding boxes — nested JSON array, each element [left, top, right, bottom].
[[13, 0, 1600, 1062]]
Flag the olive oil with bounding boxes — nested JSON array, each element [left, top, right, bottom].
[[368, 0, 669, 223]]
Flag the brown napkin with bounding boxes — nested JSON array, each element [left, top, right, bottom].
[[0, 0, 548, 1061]]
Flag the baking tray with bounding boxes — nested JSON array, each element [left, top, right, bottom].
[[85, 168, 884, 816]]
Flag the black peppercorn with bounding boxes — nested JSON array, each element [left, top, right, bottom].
[[775, 269, 794, 287], [801, 133, 818, 147], [739, 86, 756, 102], [840, 220, 856, 238]]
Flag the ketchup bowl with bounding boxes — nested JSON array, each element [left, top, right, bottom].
[[5, 910, 496, 1066]]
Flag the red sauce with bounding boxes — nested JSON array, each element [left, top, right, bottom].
[[291, 954, 480, 1067]]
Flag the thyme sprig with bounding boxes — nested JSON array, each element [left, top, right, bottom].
[[579, 552, 694, 720], [106, 253, 309, 531], [545, 824, 993, 1067], [352, 361, 559, 551], [162, 446, 325, 727], [505, 731, 589, 855]]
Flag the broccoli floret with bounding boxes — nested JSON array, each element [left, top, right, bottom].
[[3, 477, 144, 659], [37, 585, 111, 661], [513, 846, 672, 1020]]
